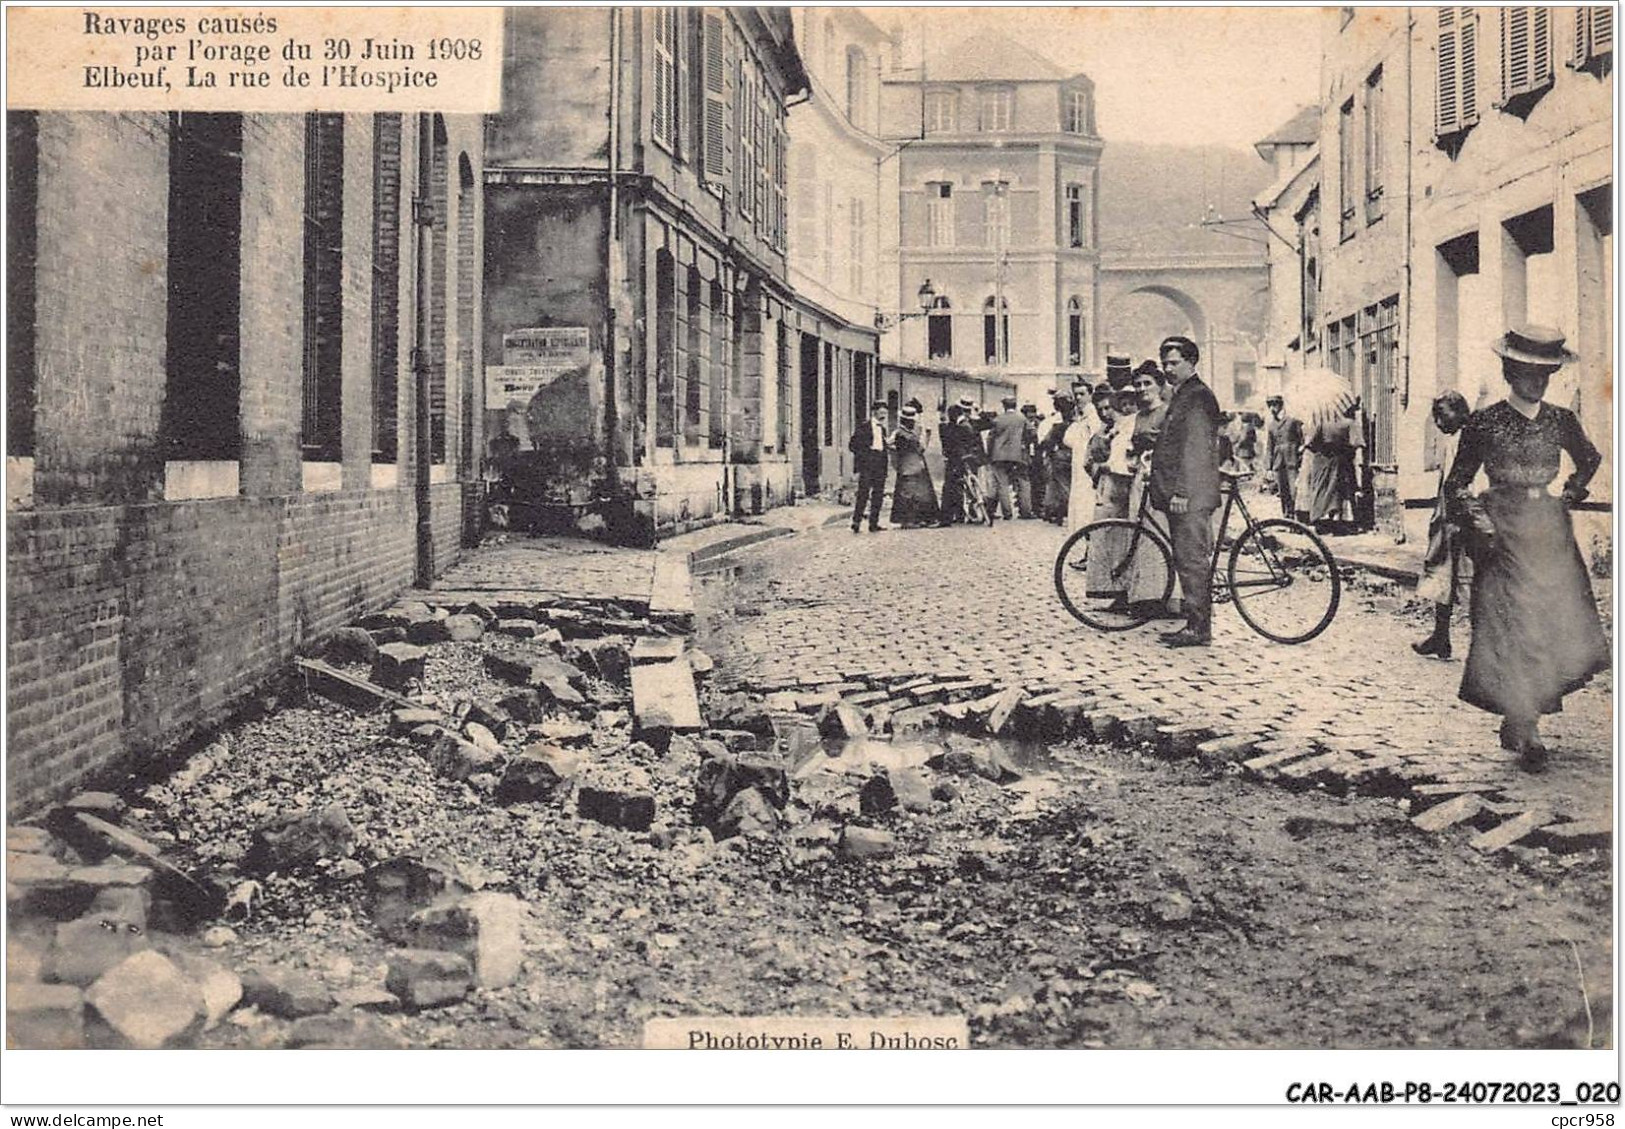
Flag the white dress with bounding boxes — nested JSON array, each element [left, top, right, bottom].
[[1064, 413, 1098, 531]]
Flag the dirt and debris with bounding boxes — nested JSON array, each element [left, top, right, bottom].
[[5, 581, 1613, 1051]]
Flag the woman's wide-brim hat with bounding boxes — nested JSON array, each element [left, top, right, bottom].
[[1491, 323, 1577, 367]]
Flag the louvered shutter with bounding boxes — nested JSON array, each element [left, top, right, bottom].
[[1532, 7, 1553, 88], [1595, 7, 1614, 57], [1437, 7, 1461, 135], [702, 10, 727, 186], [652, 10, 672, 146], [1459, 8, 1479, 123], [1574, 5, 1589, 65], [675, 10, 690, 158], [1503, 7, 1531, 96]]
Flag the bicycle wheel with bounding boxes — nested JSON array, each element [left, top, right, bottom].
[[964, 475, 992, 526], [1227, 518, 1341, 644], [1054, 519, 1174, 631]]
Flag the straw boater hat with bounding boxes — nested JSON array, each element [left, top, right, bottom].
[[898, 404, 919, 428], [1491, 324, 1577, 368]]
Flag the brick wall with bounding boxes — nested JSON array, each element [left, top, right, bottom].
[[7, 111, 487, 816]]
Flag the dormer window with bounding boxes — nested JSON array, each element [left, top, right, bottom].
[[925, 88, 959, 133], [1063, 87, 1091, 133]]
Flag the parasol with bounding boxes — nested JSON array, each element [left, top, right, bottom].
[[1282, 366, 1358, 427]]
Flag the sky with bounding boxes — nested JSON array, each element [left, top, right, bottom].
[[866, 5, 1325, 150]]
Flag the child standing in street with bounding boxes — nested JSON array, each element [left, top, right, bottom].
[[1413, 392, 1472, 659]]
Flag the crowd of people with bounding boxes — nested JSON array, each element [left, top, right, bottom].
[[845, 321, 1607, 775]]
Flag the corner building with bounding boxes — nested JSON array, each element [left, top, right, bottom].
[[484, 8, 808, 541]]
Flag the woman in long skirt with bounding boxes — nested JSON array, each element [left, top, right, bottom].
[[1304, 408, 1359, 531], [1444, 325, 1609, 772], [889, 407, 940, 528]]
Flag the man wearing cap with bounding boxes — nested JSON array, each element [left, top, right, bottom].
[[1264, 394, 1304, 518], [1442, 323, 1607, 771], [1020, 404, 1044, 519], [986, 395, 1030, 521], [1149, 335, 1223, 647], [847, 399, 891, 533]]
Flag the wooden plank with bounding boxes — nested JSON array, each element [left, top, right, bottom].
[[296, 659, 420, 712], [1410, 793, 1485, 833], [1469, 810, 1555, 853]]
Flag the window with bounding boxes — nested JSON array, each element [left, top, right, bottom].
[[927, 296, 953, 360], [428, 119, 448, 463], [982, 181, 1010, 249], [651, 8, 678, 151], [701, 10, 729, 188], [1500, 6, 1554, 104], [684, 266, 705, 445], [927, 182, 954, 247], [1436, 7, 1481, 138], [1432, 230, 1480, 461], [1297, 188, 1321, 348], [845, 46, 868, 130], [1066, 183, 1085, 248], [978, 86, 1013, 132], [775, 319, 791, 453], [655, 252, 676, 447], [302, 114, 344, 461], [370, 115, 402, 463], [7, 111, 38, 462], [1067, 297, 1084, 367], [735, 52, 752, 220], [983, 296, 1010, 365], [165, 113, 244, 463], [925, 88, 958, 133], [1364, 67, 1384, 224], [1338, 97, 1356, 241], [848, 197, 866, 293], [1502, 204, 1556, 328], [1573, 7, 1614, 73], [1233, 361, 1257, 405], [1063, 88, 1091, 133], [709, 280, 726, 449], [822, 343, 834, 446], [1358, 297, 1399, 465]]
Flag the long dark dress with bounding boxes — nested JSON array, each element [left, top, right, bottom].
[[1443, 400, 1607, 720], [1304, 416, 1359, 522], [890, 427, 940, 527]]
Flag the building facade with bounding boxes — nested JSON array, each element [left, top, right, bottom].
[[6, 109, 485, 813], [484, 7, 807, 541], [784, 7, 887, 495], [878, 33, 1104, 408], [1250, 106, 1321, 394], [1299, 4, 1612, 532]]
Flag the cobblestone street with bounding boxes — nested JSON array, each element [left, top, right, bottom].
[[699, 510, 1614, 841]]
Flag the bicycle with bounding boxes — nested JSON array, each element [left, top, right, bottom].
[[1053, 469, 1341, 643], [952, 463, 995, 527]]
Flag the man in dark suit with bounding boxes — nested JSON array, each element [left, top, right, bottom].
[[985, 396, 1029, 521], [1264, 394, 1304, 518], [1148, 335, 1223, 647], [848, 400, 890, 533]]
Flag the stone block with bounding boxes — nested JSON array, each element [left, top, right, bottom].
[[463, 722, 503, 753], [85, 951, 202, 1049], [694, 754, 790, 828], [442, 614, 486, 642], [819, 702, 869, 740], [713, 788, 781, 841], [497, 689, 547, 724], [239, 967, 334, 1019], [8, 826, 56, 854], [406, 617, 452, 646], [495, 744, 579, 805], [465, 699, 514, 739], [564, 638, 634, 686], [326, 627, 378, 665], [288, 1010, 409, 1049], [532, 716, 593, 746], [1410, 793, 1486, 833], [404, 892, 526, 989], [372, 643, 428, 690], [61, 792, 127, 821], [458, 600, 499, 625], [1469, 810, 1554, 853], [391, 707, 444, 735], [364, 855, 478, 941], [49, 909, 150, 986], [495, 619, 538, 639], [428, 732, 502, 782], [485, 650, 587, 705], [6, 981, 86, 1048], [631, 660, 703, 735], [578, 769, 657, 832], [247, 803, 356, 874], [386, 950, 473, 1010], [838, 827, 897, 860]]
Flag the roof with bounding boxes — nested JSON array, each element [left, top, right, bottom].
[[1253, 145, 1321, 212], [1253, 105, 1319, 158], [920, 33, 1074, 82]]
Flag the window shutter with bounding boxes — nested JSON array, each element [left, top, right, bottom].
[[1501, 6, 1550, 98], [675, 9, 690, 158], [1595, 7, 1614, 58], [1458, 8, 1479, 122], [1436, 8, 1460, 135], [1532, 7, 1553, 87], [702, 10, 726, 185], [1574, 5, 1589, 65], [651, 10, 672, 146]]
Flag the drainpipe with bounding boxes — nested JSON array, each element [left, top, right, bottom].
[[1401, 12, 1415, 416], [413, 114, 436, 587], [605, 8, 622, 488]]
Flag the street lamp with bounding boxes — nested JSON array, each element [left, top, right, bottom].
[[874, 279, 938, 332]]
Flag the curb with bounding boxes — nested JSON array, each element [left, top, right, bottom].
[[687, 526, 794, 566]]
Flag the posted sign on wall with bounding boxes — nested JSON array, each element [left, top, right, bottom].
[[485, 326, 590, 408]]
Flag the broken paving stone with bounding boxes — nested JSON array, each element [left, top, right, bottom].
[[837, 827, 897, 860], [8, 826, 56, 854], [386, 950, 473, 1010], [890, 768, 936, 814], [485, 651, 588, 705], [578, 768, 657, 832], [61, 792, 128, 822], [926, 747, 1021, 784], [463, 722, 503, 753], [930, 781, 961, 804], [200, 926, 237, 948], [533, 717, 594, 746], [464, 699, 515, 739], [372, 643, 428, 690], [390, 708, 443, 736], [496, 619, 538, 639], [859, 773, 898, 815], [442, 614, 486, 642], [86, 951, 203, 1049], [403, 892, 526, 989], [49, 911, 150, 986], [165, 951, 242, 1030], [406, 617, 452, 646], [563, 639, 633, 685], [239, 967, 335, 1019], [89, 886, 151, 932], [288, 1010, 409, 1049], [458, 600, 498, 625], [428, 732, 503, 782], [368, 626, 407, 646], [819, 702, 869, 740], [247, 803, 356, 874], [496, 690, 547, 724], [5, 981, 86, 1049], [694, 753, 791, 828], [364, 856, 478, 941], [713, 788, 781, 841], [495, 744, 579, 805], [334, 985, 399, 1011], [326, 626, 378, 665]]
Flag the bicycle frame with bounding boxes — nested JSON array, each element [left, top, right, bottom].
[[1113, 475, 1289, 594]]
